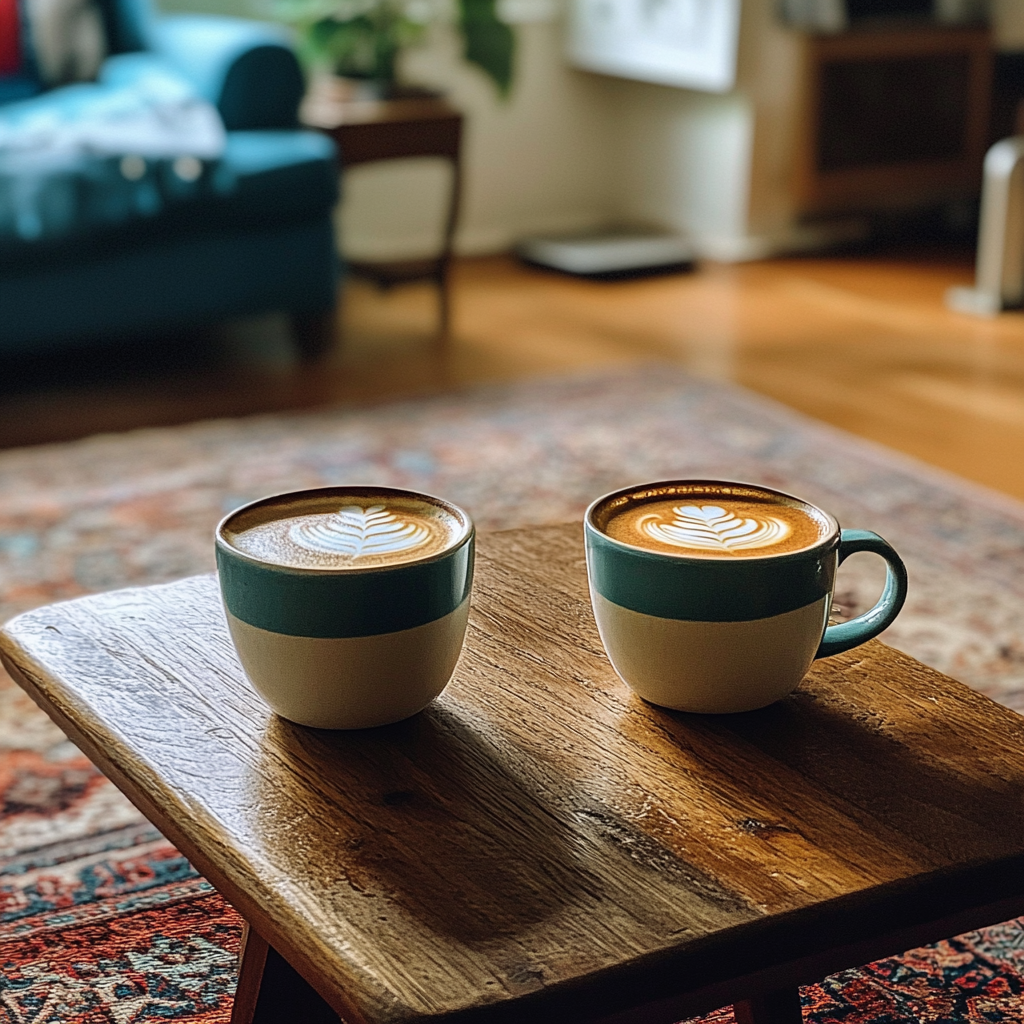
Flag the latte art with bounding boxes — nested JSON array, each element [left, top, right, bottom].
[[288, 506, 430, 560], [224, 490, 468, 570], [596, 487, 830, 559], [639, 505, 792, 554]]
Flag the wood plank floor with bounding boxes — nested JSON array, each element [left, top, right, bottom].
[[4, 252, 1024, 500]]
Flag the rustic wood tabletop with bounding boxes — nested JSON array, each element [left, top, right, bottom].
[[2, 523, 1023, 1024]]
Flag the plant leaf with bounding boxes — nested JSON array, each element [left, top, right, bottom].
[[458, 0, 515, 96]]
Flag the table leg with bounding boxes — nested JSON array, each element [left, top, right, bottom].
[[437, 258, 452, 346], [733, 987, 803, 1024], [231, 921, 340, 1024], [436, 152, 462, 350], [291, 309, 338, 362]]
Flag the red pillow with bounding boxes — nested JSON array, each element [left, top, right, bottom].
[[0, 0, 22, 77]]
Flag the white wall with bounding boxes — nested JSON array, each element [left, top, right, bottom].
[[160, 0, 1020, 261], [610, 82, 754, 257], [598, 0, 809, 260], [350, 20, 620, 258], [160, 0, 621, 257]]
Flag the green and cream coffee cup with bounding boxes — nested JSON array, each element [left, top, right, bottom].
[[585, 480, 908, 714], [216, 485, 474, 729]]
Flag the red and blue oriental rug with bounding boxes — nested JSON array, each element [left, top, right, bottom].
[[2, 366, 1024, 1021]]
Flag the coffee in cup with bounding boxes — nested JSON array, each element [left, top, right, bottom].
[[216, 486, 474, 729], [585, 480, 907, 714], [226, 493, 462, 570], [601, 493, 829, 559]]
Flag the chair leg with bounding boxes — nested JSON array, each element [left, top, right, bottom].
[[436, 151, 461, 350], [291, 309, 337, 361], [734, 987, 803, 1024], [436, 262, 452, 349]]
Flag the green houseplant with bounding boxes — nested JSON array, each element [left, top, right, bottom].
[[276, 0, 514, 96]]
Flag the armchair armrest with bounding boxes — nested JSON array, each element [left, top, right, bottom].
[[148, 15, 304, 131]]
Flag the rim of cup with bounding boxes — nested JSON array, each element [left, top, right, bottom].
[[584, 479, 841, 563], [216, 484, 475, 575]]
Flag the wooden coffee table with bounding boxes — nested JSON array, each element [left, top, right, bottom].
[[3, 523, 1024, 1024]]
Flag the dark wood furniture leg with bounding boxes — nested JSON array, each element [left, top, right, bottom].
[[232, 922, 339, 1024], [435, 154, 462, 348], [230, 922, 267, 1023], [291, 309, 338, 362], [734, 988, 803, 1024]]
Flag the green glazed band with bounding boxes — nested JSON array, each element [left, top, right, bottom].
[[585, 480, 908, 658], [216, 487, 475, 639], [585, 526, 839, 621]]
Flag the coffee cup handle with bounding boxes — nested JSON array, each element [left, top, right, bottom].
[[816, 530, 908, 659]]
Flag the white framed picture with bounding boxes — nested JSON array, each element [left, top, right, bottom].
[[567, 0, 741, 93]]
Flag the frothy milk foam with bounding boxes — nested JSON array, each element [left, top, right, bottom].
[[225, 492, 466, 569], [597, 486, 830, 559]]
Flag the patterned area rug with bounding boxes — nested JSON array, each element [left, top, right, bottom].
[[3, 364, 1024, 1022]]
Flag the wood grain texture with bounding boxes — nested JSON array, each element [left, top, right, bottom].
[[2, 523, 1024, 1024]]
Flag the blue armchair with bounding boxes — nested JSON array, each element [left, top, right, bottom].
[[0, 0, 340, 358]]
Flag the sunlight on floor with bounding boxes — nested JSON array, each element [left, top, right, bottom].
[[5, 254, 1024, 500]]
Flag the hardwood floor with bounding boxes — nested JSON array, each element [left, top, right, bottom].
[[4, 251, 1024, 500]]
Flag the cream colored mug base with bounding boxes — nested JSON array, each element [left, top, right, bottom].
[[591, 591, 831, 714], [225, 598, 470, 729]]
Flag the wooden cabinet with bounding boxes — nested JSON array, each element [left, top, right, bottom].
[[795, 25, 993, 214]]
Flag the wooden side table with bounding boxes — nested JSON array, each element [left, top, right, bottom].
[[301, 79, 464, 347], [4, 523, 1024, 1024]]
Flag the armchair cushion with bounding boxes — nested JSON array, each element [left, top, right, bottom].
[[0, 0, 154, 106], [0, 60, 225, 255], [149, 15, 304, 129], [212, 129, 338, 225], [26, 0, 109, 87], [0, 128, 337, 269]]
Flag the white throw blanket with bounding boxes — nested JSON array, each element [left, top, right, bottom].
[[0, 63, 226, 242], [0, 64, 224, 166]]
